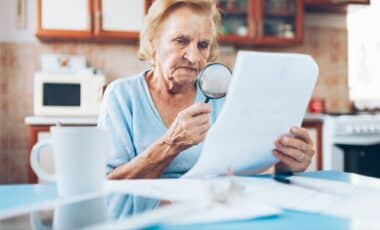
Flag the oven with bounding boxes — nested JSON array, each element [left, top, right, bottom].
[[323, 114, 380, 178]]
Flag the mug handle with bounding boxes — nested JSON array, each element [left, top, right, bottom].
[[30, 139, 56, 182]]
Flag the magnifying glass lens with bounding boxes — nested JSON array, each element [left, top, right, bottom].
[[198, 63, 232, 103]]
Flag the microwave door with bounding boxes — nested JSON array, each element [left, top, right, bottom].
[[43, 83, 81, 106]]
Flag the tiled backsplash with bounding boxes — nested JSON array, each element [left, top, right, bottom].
[[0, 25, 350, 183]]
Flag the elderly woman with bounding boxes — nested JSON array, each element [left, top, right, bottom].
[[98, 0, 314, 181]]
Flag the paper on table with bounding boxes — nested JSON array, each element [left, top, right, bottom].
[[167, 196, 280, 225], [288, 176, 380, 224], [234, 175, 380, 225], [92, 194, 280, 230], [185, 51, 319, 177], [102, 178, 281, 229]]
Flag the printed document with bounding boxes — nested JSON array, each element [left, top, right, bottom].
[[185, 51, 319, 177]]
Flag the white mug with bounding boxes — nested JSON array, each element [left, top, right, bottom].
[[30, 127, 110, 197]]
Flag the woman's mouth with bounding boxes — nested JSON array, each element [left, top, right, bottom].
[[177, 66, 198, 72]]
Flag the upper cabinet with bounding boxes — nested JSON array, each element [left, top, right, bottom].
[[37, 0, 303, 46], [36, 0, 93, 40], [256, 0, 303, 46], [208, 0, 304, 46], [94, 0, 146, 41], [36, 0, 150, 41]]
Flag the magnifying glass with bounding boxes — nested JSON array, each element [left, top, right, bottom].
[[197, 63, 232, 103]]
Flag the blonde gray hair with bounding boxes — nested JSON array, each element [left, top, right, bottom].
[[138, 0, 221, 64]]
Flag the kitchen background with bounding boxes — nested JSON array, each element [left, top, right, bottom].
[[0, 0, 356, 183]]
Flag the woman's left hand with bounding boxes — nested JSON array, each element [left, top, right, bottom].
[[273, 127, 315, 173]]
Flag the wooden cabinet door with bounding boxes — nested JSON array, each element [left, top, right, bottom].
[[36, 0, 93, 40], [255, 0, 304, 46], [216, 0, 257, 45], [302, 122, 323, 171], [94, 0, 147, 41]]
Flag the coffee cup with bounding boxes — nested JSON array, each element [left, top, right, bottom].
[[30, 127, 110, 197]]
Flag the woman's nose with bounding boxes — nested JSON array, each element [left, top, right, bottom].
[[183, 43, 201, 64]]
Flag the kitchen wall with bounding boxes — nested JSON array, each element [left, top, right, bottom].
[[0, 0, 350, 183]]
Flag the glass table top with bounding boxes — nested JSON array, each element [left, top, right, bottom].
[[0, 192, 167, 229]]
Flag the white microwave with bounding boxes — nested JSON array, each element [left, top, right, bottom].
[[34, 72, 106, 116]]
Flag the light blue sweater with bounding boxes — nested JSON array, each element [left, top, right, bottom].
[[97, 71, 225, 217]]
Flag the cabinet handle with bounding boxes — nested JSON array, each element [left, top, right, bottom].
[[95, 10, 102, 18], [95, 10, 102, 30], [95, 10, 102, 21]]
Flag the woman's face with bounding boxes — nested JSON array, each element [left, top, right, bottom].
[[153, 6, 213, 92]]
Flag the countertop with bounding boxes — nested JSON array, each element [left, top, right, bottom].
[[303, 113, 327, 122], [24, 116, 98, 125], [24, 113, 327, 126]]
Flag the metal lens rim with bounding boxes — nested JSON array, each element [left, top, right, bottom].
[[197, 63, 232, 99]]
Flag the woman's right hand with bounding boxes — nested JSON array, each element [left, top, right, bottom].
[[162, 103, 212, 152]]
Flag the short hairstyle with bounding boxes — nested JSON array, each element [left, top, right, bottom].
[[138, 0, 221, 64]]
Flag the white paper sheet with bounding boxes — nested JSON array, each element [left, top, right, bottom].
[[185, 51, 319, 177], [288, 176, 380, 225], [105, 175, 380, 228], [233, 175, 380, 225], [102, 178, 281, 229], [167, 196, 280, 225]]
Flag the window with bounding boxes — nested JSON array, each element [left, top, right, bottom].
[[347, 2, 380, 109]]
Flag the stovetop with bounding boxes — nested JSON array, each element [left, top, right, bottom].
[[332, 113, 380, 136]]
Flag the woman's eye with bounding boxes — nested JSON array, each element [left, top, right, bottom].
[[198, 42, 209, 49], [175, 38, 188, 45]]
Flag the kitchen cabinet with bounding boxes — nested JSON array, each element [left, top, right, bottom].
[[36, 0, 93, 40], [37, 0, 303, 46], [214, 0, 304, 46], [302, 120, 323, 171], [36, 0, 151, 41], [94, 0, 146, 41]]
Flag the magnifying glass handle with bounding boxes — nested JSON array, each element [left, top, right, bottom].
[[204, 98, 210, 103]]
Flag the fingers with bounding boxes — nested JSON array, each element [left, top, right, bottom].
[[273, 150, 299, 167], [290, 127, 313, 145], [182, 107, 211, 132], [188, 121, 211, 143], [273, 150, 305, 172], [167, 103, 212, 148], [182, 103, 211, 118], [273, 127, 316, 173], [190, 112, 210, 126], [275, 140, 308, 162], [278, 136, 314, 156]]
